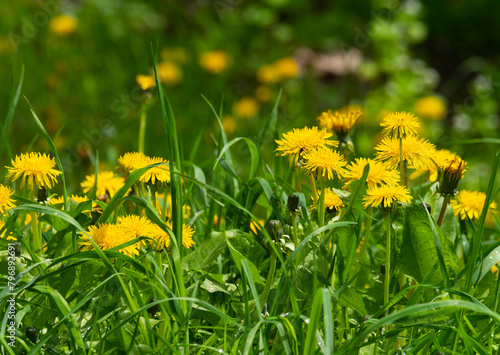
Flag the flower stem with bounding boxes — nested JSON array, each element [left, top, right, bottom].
[[318, 178, 326, 229], [359, 206, 373, 263], [384, 214, 392, 315], [259, 253, 277, 307], [309, 175, 318, 204], [30, 189, 42, 256], [138, 107, 147, 154], [437, 195, 451, 227], [399, 137, 407, 187]]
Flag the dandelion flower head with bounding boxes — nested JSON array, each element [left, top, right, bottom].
[[375, 135, 435, 171], [301, 147, 347, 180], [344, 158, 399, 189], [380, 111, 420, 138], [6, 152, 62, 190], [363, 184, 413, 208]]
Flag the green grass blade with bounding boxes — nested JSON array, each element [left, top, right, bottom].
[[1, 65, 24, 159], [214, 137, 259, 181], [257, 89, 282, 151]]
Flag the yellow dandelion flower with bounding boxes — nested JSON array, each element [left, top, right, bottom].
[[221, 115, 237, 135], [0, 185, 15, 214], [380, 111, 420, 138], [363, 184, 413, 208], [274, 57, 299, 79], [410, 149, 457, 182], [0, 220, 16, 241], [156, 61, 182, 85], [344, 158, 399, 189], [79, 223, 140, 257], [275, 126, 338, 166], [439, 157, 468, 196], [375, 135, 435, 171], [250, 218, 265, 234], [257, 64, 280, 84], [49, 14, 77, 36], [317, 107, 363, 140], [415, 96, 447, 120], [81, 171, 125, 197], [6, 152, 62, 190], [117, 215, 157, 248], [310, 188, 344, 212], [302, 148, 347, 180], [136, 75, 156, 90], [199, 51, 231, 74], [233, 97, 259, 119], [450, 190, 497, 221], [118, 152, 170, 185], [149, 222, 195, 250]]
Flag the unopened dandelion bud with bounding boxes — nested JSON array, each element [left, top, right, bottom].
[[266, 220, 283, 242], [287, 193, 300, 212]]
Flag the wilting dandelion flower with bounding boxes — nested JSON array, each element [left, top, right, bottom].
[[302, 147, 346, 180], [79, 223, 141, 257], [199, 51, 231, 74], [344, 158, 399, 189], [439, 157, 468, 196], [275, 126, 338, 166], [380, 111, 420, 138], [375, 135, 435, 171], [450, 190, 497, 221], [363, 184, 412, 209], [6, 152, 62, 190], [310, 188, 344, 213], [81, 171, 125, 197], [0, 185, 15, 214]]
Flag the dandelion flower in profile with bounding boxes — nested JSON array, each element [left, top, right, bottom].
[[317, 107, 363, 141], [375, 135, 435, 171], [79, 223, 140, 257], [450, 190, 497, 221], [199, 51, 231, 74], [310, 188, 344, 213], [415, 96, 447, 120], [118, 153, 170, 186], [81, 171, 125, 197], [275, 126, 338, 166], [410, 149, 457, 182], [6, 152, 62, 190], [380, 111, 420, 138], [149, 222, 195, 250], [118, 152, 148, 174], [439, 157, 468, 196], [136, 75, 156, 90], [302, 147, 347, 180], [0, 185, 15, 214], [344, 158, 399, 189], [363, 184, 412, 209]]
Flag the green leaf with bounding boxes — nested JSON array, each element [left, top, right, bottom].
[[226, 231, 264, 285], [338, 287, 367, 317], [214, 137, 259, 181], [182, 231, 227, 271]]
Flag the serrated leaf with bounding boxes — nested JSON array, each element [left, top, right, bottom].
[[182, 231, 227, 271]]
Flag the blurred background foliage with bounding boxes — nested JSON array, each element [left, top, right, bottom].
[[2, 0, 500, 192]]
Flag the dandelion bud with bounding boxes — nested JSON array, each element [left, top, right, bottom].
[[37, 188, 48, 203], [266, 220, 283, 241], [148, 298, 159, 317], [439, 158, 467, 196], [25, 326, 39, 344], [287, 193, 300, 212], [420, 203, 432, 214]]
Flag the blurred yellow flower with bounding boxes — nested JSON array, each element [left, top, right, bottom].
[[344, 158, 399, 189], [0, 185, 15, 214], [233, 97, 259, 118], [156, 61, 182, 85], [302, 147, 347, 180], [160, 47, 188, 64], [221, 115, 237, 135], [200, 51, 231, 74], [275, 126, 337, 166], [415, 96, 447, 120], [380, 111, 420, 138], [255, 86, 271, 102], [257, 65, 280, 84], [375, 135, 435, 171], [450, 190, 497, 221], [50, 15, 77, 36], [274, 57, 299, 79], [136, 75, 156, 90], [363, 184, 412, 208], [6, 152, 62, 190], [81, 171, 125, 197]]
